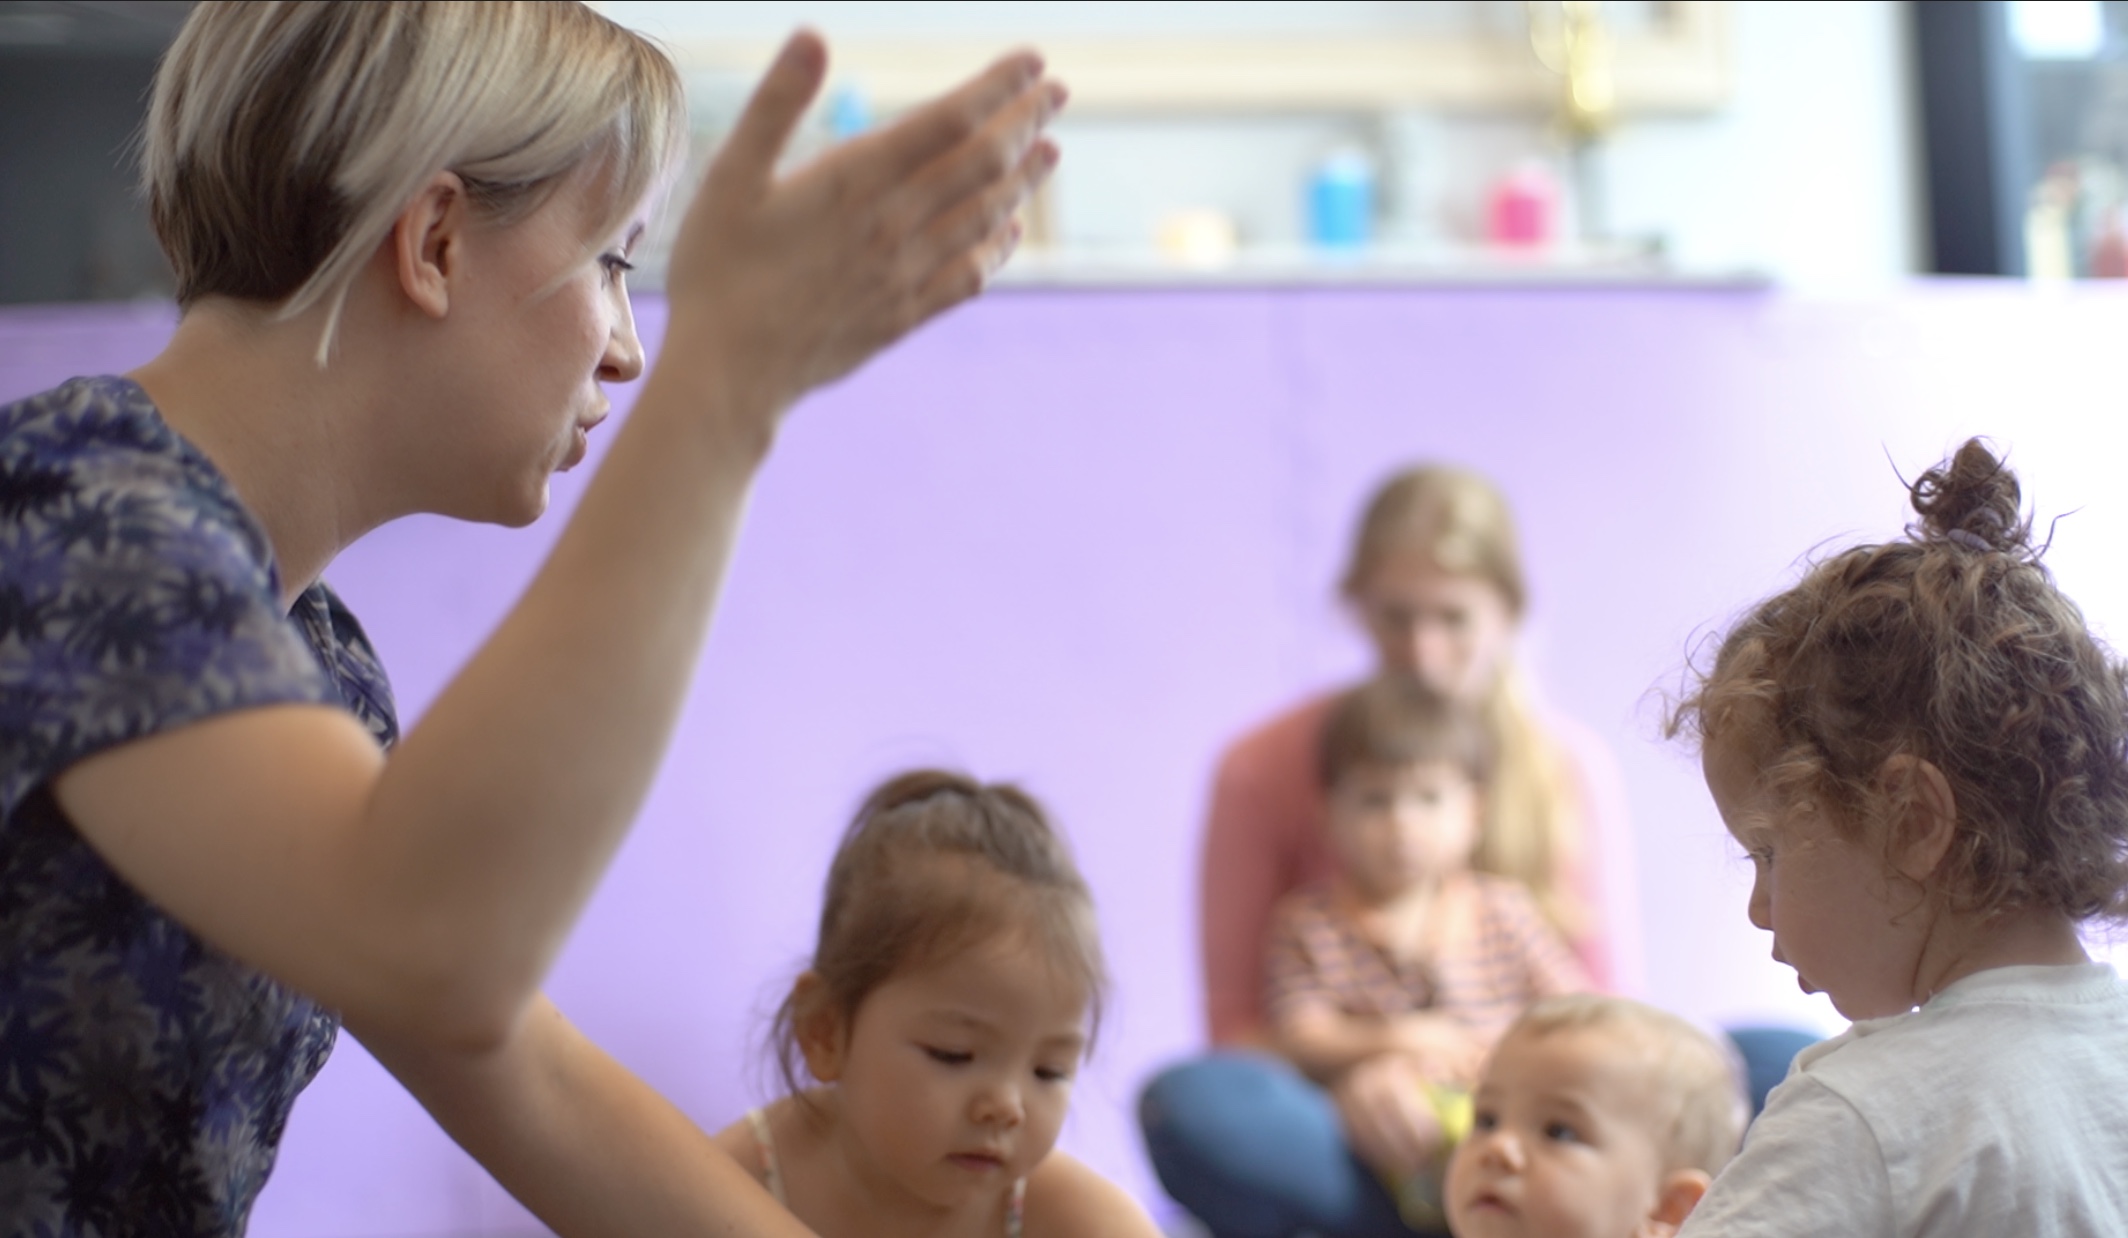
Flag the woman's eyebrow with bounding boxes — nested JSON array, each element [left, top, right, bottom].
[[622, 222, 646, 254]]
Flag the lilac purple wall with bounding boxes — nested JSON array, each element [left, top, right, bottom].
[[7, 283, 2128, 1236]]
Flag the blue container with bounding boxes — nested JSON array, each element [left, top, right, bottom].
[[1308, 149, 1376, 249], [828, 85, 872, 140]]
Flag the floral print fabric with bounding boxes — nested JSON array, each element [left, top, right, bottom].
[[1, 376, 398, 1236]]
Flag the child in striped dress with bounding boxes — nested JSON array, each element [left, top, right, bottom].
[[1264, 676, 1590, 1229]]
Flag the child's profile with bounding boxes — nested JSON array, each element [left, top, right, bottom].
[[711, 769, 1157, 1238], [1667, 439, 2128, 1233], [1446, 994, 1745, 1238]]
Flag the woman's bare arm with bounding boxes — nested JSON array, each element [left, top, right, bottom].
[[357, 995, 818, 1238], [55, 35, 1064, 1050]]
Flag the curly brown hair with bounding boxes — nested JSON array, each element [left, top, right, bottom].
[[772, 770, 1107, 1100], [1669, 439, 2128, 923]]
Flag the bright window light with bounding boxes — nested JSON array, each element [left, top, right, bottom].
[[2010, 0, 2106, 59]]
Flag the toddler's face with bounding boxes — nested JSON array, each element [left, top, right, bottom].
[[813, 932, 1089, 1213], [1327, 758, 1480, 900], [1445, 1027, 1676, 1238], [1702, 738, 1931, 1020]]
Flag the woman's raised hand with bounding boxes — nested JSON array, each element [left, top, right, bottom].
[[661, 31, 1063, 420]]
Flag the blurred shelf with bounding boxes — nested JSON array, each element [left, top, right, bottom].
[[991, 243, 1770, 290]]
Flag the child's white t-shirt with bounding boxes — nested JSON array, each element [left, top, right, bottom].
[[1679, 962, 2128, 1238]]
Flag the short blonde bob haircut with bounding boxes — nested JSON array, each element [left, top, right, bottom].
[[144, 1, 685, 356]]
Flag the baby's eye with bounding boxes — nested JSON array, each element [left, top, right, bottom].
[[921, 1046, 972, 1067], [1034, 1065, 1075, 1084], [1470, 1109, 1499, 1133], [1543, 1121, 1582, 1144]]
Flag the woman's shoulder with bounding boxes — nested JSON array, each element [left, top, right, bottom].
[[1208, 691, 1341, 814], [7, 374, 177, 460], [1021, 1150, 1161, 1238], [2, 373, 269, 560], [1219, 691, 1339, 765]]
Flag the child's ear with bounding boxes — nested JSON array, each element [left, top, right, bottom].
[[790, 972, 848, 1084], [1637, 1168, 1711, 1237], [1876, 753, 1958, 886]]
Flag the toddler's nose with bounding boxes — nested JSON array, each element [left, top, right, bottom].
[[1470, 1127, 1526, 1173], [972, 1078, 1025, 1129]]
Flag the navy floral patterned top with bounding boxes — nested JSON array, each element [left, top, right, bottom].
[[0, 376, 398, 1236]]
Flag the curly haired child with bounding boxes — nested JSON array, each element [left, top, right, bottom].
[[711, 770, 1159, 1238], [1668, 439, 2128, 1234]]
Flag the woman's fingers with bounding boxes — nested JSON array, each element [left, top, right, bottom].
[[856, 49, 1049, 189], [903, 140, 1057, 318], [889, 74, 1065, 232], [656, 40, 1067, 416], [711, 31, 829, 196]]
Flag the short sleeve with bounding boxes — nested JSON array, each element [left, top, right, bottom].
[[1488, 879, 1592, 998], [1262, 893, 1336, 1028], [0, 385, 342, 820], [1679, 1075, 1896, 1238]]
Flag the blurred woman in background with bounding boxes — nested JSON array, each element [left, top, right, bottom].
[[1141, 464, 1628, 1238]]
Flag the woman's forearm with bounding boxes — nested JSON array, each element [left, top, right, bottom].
[[359, 362, 772, 1038], [359, 995, 819, 1238]]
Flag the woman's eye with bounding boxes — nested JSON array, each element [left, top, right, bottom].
[[921, 1046, 972, 1066], [599, 253, 635, 282]]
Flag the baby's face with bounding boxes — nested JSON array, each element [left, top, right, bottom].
[[1445, 1027, 1673, 1238]]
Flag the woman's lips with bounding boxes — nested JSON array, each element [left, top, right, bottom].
[[558, 425, 590, 471]]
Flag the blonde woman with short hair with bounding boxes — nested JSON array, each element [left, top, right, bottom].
[[0, 3, 1061, 1233]]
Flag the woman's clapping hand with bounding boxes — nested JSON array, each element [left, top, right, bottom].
[[661, 30, 1064, 421]]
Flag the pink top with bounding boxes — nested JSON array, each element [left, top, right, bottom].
[[1199, 692, 1630, 1045]]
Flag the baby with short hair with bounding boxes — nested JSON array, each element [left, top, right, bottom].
[[1446, 994, 1746, 1238]]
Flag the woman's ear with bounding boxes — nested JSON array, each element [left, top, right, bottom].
[[1877, 753, 1958, 886], [1638, 1168, 1711, 1237], [790, 971, 848, 1084], [389, 170, 469, 319]]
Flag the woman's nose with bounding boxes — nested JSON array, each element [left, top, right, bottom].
[[599, 291, 645, 384]]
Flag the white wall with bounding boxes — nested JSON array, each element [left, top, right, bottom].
[[597, 1, 1925, 286]]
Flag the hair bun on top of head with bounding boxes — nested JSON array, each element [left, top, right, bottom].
[[1909, 439, 2033, 558]]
